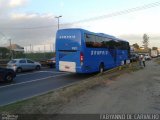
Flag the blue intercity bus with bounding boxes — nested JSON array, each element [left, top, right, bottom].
[[55, 28, 130, 73]]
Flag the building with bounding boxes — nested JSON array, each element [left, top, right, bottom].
[[7, 44, 24, 52]]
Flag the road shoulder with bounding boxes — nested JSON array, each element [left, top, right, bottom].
[[60, 60, 160, 113]]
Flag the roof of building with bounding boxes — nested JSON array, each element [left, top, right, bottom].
[[7, 44, 24, 52]]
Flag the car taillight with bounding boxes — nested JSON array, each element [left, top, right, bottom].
[[80, 52, 84, 62]]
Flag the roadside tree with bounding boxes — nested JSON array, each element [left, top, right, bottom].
[[143, 34, 149, 49]]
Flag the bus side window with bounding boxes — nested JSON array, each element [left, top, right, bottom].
[[107, 40, 116, 49], [93, 36, 102, 48], [85, 34, 95, 48]]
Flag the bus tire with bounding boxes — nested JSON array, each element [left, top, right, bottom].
[[99, 63, 104, 73], [124, 60, 126, 64]]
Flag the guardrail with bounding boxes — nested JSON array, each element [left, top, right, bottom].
[[0, 64, 7, 68]]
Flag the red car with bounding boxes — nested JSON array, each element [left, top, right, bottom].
[[46, 57, 56, 68]]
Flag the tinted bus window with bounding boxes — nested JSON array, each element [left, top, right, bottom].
[[85, 34, 95, 48], [86, 34, 112, 48], [94, 36, 102, 48]]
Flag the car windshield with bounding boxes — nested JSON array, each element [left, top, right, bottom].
[[9, 60, 17, 64], [50, 57, 55, 60]]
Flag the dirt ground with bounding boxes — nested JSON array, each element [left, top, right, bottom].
[[60, 60, 160, 114]]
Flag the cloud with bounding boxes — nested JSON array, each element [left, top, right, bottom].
[[0, 0, 74, 47], [0, 0, 159, 49], [0, 0, 28, 18], [0, 11, 73, 47], [9, 0, 27, 7], [0, 0, 69, 47], [0, 13, 58, 46], [11, 13, 56, 20], [11, 13, 38, 19]]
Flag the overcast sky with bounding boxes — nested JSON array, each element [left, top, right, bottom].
[[0, 0, 160, 48]]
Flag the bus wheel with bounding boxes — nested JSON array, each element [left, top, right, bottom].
[[99, 64, 104, 73]]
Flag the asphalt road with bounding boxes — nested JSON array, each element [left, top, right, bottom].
[[0, 68, 94, 106]]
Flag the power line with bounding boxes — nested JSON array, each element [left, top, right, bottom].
[[1, 1, 160, 30], [63, 1, 160, 25]]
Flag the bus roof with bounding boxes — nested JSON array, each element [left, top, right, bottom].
[[58, 28, 128, 43]]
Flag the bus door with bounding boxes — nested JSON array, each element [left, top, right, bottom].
[[109, 48, 117, 63], [114, 49, 117, 63]]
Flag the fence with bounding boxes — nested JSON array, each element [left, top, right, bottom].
[[24, 44, 55, 53]]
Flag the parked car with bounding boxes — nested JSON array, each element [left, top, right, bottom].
[[0, 67, 16, 82], [7, 58, 41, 73], [144, 54, 152, 60], [46, 57, 56, 68], [130, 53, 139, 62]]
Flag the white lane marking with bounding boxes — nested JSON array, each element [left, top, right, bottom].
[[0, 73, 71, 89], [38, 71, 65, 74], [17, 71, 41, 77], [17, 71, 63, 77]]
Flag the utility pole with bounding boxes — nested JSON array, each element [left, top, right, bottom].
[[30, 44, 32, 53], [50, 44, 52, 52], [44, 44, 46, 59], [55, 16, 62, 30], [9, 39, 12, 59]]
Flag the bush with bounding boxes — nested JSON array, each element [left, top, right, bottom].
[[24, 52, 55, 61]]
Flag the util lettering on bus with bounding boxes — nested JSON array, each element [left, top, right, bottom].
[[91, 51, 109, 56], [59, 35, 76, 39]]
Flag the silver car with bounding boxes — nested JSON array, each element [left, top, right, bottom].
[[7, 58, 41, 73]]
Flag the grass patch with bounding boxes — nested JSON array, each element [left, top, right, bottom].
[[0, 62, 140, 114], [156, 59, 160, 65], [154, 58, 160, 64], [128, 63, 143, 72]]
